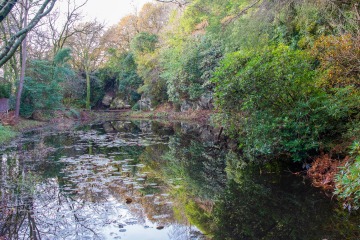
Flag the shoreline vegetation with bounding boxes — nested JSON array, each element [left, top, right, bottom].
[[0, 106, 354, 206], [0, 106, 212, 143]]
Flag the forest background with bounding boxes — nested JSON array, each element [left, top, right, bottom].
[[0, 0, 359, 209]]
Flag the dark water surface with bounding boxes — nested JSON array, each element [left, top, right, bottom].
[[0, 120, 359, 240]]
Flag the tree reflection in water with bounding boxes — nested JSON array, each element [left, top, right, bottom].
[[0, 153, 110, 239], [212, 153, 360, 240], [0, 120, 359, 239], [0, 121, 206, 239]]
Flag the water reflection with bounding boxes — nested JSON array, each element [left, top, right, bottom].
[[0, 120, 359, 239]]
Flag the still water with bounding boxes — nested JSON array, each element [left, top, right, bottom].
[[0, 120, 359, 240]]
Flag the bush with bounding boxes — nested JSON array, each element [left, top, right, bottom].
[[0, 82, 11, 99], [21, 49, 74, 117], [212, 45, 359, 161], [312, 34, 360, 89], [335, 141, 360, 211], [131, 103, 140, 111]]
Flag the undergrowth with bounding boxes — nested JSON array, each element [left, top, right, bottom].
[[335, 141, 360, 211], [0, 124, 17, 143]]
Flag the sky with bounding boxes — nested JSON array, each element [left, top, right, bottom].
[[80, 0, 152, 26]]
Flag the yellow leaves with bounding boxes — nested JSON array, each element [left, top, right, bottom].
[[312, 34, 360, 89]]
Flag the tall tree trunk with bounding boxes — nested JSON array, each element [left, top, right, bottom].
[[15, 0, 28, 121], [85, 68, 91, 110]]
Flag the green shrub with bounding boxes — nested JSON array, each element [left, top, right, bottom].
[[212, 45, 359, 162], [0, 82, 11, 98], [131, 103, 140, 111], [335, 141, 360, 211], [161, 36, 222, 103], [21, 49, 74, 117]]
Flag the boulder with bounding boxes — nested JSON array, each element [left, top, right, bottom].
[[138, 97, 152, 111], [102, 93, 114, 106], [196, 93, 213, 110], [110, 97, 126, 109], [139, 121, 152, 133], [180, 93, 213, 112], [103, 122, 115, 133], [180, 100, 193, 112]]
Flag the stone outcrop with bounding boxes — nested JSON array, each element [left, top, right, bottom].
[[138, 97, 152, 111], [180, 100, 193, 112], [110, 97, 126, 109], [102, 93, 114, 107], [196, 93, 213, 110], [180, 93, 213, 112]]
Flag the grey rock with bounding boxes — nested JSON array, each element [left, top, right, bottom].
[[102, 93, 114, 106], [110, 97, 126, 109], [180, 100, 193, 112], [196, 93, 213, 110], [138, 97, 152, 111]]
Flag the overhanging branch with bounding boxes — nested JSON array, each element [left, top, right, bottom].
[[0, 0, 18, 22], [0, 0, 57, 67]]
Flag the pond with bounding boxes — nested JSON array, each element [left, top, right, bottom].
[[0, 120, 359, 239]]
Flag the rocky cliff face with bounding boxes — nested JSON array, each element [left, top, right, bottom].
[[180, 93, 213, 112]]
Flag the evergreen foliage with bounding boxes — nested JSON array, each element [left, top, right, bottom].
[[21, 48, 74, 117], [0, 82, 10, 98]]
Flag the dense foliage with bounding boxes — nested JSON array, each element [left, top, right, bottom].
[[212, 45, 359, 161], [1, 0, 359, 209], [0, 82, 10, 99], [21, 48, 74, 117]]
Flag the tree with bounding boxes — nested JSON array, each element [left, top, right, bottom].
[[131, 32, 167, 106], [138, 3, 172, 34], [0, 0, 17, 22], [47, 0, 88, 56], [155, 0, 189, 8], [101, 52, 142, 106], [103, 15, 139, 53], [0, 0, 57, 67], [102, 3, 171, 54], [161, 36, 222, 104], [68, 21, 104, 110], [15, 0, 28, 120]]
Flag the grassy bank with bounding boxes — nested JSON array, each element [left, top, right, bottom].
[[0, 118, 46, 144], [0, 124, 17, 143]]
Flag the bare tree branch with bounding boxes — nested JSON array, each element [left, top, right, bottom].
[[49, 0, 88, 54], [0, 0, 57, 67], [221, 0, 261, 26], [154, 0, 189, 8]]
